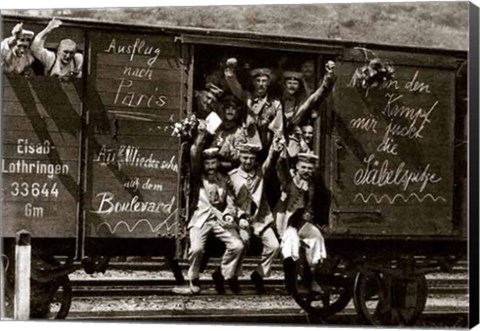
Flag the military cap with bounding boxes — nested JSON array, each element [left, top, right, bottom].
[[205, 82, 224, 99], [297, 152, 319, 164], [250, 67, 272, 79], [283, 71, 303, 81], [18, 29, 34, 40], [202, 147, 220, 159], [237, 143, 262, 155], [222, 94, 242, 107]]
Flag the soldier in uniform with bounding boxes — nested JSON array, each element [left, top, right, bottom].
[[282, 61, 336, 132], [212, 94, 248, 173], [228, 137, 284, 293], [194, 82, 224, 120], [224, 58, 283, 154], [1, 22, 35, 75], [173, 139, 244, 295], [300, 122, 314, 153], [274, 151, 327, 295], [31, 18, 84, 80]]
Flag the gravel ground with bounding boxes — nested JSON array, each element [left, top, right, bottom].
[[66, 264, 468, 321]]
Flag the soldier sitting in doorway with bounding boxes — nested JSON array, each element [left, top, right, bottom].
[[274, 150, 327, 295], [31, 17, 83, 80], [1, 22, 35, 75], [228, 138, 284, 294], [173, 124, 244, 295]]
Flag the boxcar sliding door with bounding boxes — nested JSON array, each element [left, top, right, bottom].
[[83, 29, 189, 254], [328, 47, 464, 236]]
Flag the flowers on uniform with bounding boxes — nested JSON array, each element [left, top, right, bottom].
[[171, 114, 198, 139]]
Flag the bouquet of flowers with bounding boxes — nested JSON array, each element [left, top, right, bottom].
[[171, 114, 198, 140], [351, 48, 395, 92]]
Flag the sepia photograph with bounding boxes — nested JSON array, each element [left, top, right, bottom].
[[0, 0, 477, 329]]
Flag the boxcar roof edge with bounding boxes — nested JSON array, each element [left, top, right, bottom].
[[1, 14, 468, 58]]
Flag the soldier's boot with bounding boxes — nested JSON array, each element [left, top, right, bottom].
[[251, 271, 266, 294], [212, 268, 225, 294], [283, 258, 297, 295], [227, 277, 241, 294]]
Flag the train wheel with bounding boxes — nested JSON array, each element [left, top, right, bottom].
[[50, 276, 73, 319], [285, 257, 353, 319], [353, 271, 427, 326], [31, 275, 72, 319]]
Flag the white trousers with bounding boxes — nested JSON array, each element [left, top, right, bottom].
[[281, 222, 327, 266]]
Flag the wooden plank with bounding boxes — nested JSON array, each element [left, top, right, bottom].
[[342, 48, 462, 69], [2, 164, 80, 179], [2, 179, 80, 204], [94, 78, 182, 95], [3, 79, 83, 105], [3, 201, 77, 218], [86, 213, 178, 238], [2, 202, 77, 238], [90, 120, 176, 136], [95, 64, 182, 81], [2, 131, 80, 147], [93, 90, 181, 109], [89, 134, 179, 149], [94, 48, 182, 70], [88, 158, 179, 179], [88, 174, 177, 192], [89, 108, 180, 122], [2, 115, 81, 134], [2, 101, 82, 117], [4, 76, 81, 91], [2, 144, 79, 160]]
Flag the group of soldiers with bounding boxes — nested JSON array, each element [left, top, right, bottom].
[[174, 57, 337, 295], [1, 17, 83, 79]]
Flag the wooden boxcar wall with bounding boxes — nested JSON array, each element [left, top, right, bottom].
[[328, 47, 467, 236], [2, 21, 84, 239], [1, 19, 186, 246]]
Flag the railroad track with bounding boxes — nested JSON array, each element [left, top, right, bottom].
[[102, 258, 469, 273], [68, 258, 469, 297], [64, 259, 468, 326], [68, 308, 468, 326], [69, 277, 468, 297]]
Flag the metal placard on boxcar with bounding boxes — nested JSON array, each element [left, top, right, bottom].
[[85, 31, 184, 239], [329, 49, 458, 235], [1, 22, 84, 238]]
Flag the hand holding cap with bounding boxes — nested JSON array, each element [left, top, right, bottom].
[[325, 60, 335, 73]]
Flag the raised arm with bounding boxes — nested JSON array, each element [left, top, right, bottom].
[[276, 148, 292, 188], [224, 58, 249, 103], [292, 61, 336, 126], [31, 18, 62, 63], [261, 133, 284, 175], [72, 53, 84, 78], [189, 121, 208, 175], [1, 23, 25, 60]]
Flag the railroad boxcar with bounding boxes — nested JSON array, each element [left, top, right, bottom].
[[1, 14, 468, 324]]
